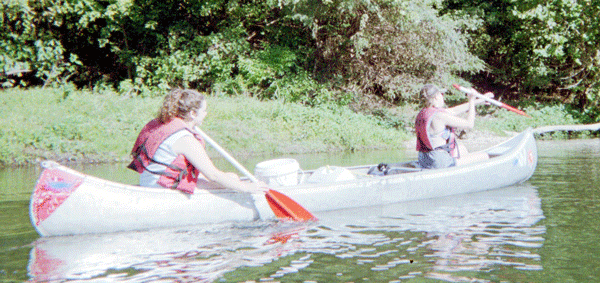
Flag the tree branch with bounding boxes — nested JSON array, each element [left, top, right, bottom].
[[4, 69, 33, 76]]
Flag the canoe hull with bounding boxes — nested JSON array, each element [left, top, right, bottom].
[[30, 129, 537, 237], [274, 129, 537, 212], [30, 168, 274, 236]]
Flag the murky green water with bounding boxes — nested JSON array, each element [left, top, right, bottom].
[[1, 139, 599, 282]]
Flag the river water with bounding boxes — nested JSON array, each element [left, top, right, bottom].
[[1, 138, 599, 282]]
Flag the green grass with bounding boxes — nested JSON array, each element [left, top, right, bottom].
[[0, 88, 409, 167], [476, 102, 595, 139], [0, 87, 158, 166], [1, 87, 595, 167], [206, 97, 409, 154]]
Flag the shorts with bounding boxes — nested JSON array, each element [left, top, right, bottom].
[[418, 149, 456, 169]]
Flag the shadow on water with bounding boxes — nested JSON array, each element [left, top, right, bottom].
[[26, 183, 544, 282]]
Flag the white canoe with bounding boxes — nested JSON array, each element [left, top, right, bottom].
[[30, 129, 537, 237]]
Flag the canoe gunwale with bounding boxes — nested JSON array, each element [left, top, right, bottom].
[[293, 128, 535, 185], [271, 128, 537, 211], [29, 129, 537, 237]]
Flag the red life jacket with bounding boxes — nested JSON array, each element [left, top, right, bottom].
[[127, 118, 204, 194], [415, 107, 457, 156]]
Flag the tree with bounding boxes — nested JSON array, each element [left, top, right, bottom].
[[279, 0, 485, 102], [1, 0, 85, 87], [513, 0, 599, 115], [442, 0, 600, 119], [2, 0, 486, 108]]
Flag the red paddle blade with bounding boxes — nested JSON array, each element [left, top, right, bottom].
[[452, 84, 530, 118], [265, 189, 317, 221], [500, 104, 531, 117]]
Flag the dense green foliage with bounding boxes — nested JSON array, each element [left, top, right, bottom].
[[1, 0, 483, 104], [0, 0, 600, 166], [2, 0, 598, 147], [442, 0, 600, 119]]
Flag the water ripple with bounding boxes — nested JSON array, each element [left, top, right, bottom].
[[26, 184, 544, 282]]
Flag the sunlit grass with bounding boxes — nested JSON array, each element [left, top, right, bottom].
[[0, 88, 409, 166], [1, 87, 593, 167]]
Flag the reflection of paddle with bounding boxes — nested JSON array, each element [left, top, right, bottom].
[[453, 84, 531, 118], [195, 127, 316, 221]]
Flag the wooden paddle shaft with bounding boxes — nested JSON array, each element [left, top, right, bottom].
[[452, 84, 530, 117], [195, 127, 259, 183], [453, 84, 501, 106], [195, 127, 317, 221]]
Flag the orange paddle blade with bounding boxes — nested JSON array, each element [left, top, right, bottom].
[[500, 104, 531, 117], [265, 189, 317, 221], [452, 84, 530, 118]]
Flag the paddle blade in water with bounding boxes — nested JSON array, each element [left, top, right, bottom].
[[265, 189, 317, 221]]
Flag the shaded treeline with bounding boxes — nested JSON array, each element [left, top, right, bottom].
[[2, 0, 599, 119]]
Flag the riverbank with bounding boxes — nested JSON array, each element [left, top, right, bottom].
[[1, 88, 410, 167], [1, 87, 593, 168]]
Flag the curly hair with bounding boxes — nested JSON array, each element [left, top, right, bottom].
[[157, 89, 205, 123]]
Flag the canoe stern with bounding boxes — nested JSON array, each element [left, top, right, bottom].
[[29, 161, 85, 236]]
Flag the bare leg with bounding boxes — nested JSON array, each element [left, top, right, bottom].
[[455, 141, 469, 157], [454, 139, 489, 166]]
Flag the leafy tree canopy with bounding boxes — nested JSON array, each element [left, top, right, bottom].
[[442, 0, 600, 118], [2, 0, 597, 119]]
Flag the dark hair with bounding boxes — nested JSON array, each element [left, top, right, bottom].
[[157, 89, 205, 123]]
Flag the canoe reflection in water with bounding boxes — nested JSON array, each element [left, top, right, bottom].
[[316, 183, 544, 281], [28, 221, 309, 282], [28, 184, 544, 282]]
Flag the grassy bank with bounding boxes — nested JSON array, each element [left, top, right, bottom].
[[1, 87, 594, 167], [0, 88, 410, 167]]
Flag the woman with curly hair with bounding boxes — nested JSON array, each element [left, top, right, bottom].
[[128, 88, 261, 194]]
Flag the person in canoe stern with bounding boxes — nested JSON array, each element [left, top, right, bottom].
[[128, 88, 262, 194], [415, 84, 492, 169]]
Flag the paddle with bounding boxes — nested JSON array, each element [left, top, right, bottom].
[[452, 84, 531, 118], [194, 127, 316, 222]]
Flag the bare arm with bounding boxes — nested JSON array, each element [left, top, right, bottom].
[[447, 92, 494, 116], [434, 94, 476, 130], [171, 135, 260, 193]]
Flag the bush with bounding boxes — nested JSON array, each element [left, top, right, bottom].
[[442, 0, 600, 119], [478, 103, 581, 137], [2, 0, 486, 108]]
